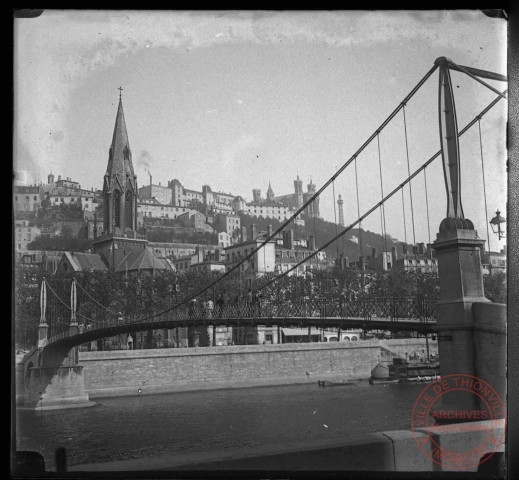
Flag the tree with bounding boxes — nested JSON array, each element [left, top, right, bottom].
[[483, 272, 507, 303], [61, 224, 74, 239]]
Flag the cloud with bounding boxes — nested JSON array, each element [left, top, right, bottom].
[[20, 11, 505, 84]]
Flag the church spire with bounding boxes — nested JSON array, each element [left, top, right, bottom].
[[102, 89, 138, 235], [106, 92, 134, 179]]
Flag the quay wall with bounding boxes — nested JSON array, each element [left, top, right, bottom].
[[79, 338, 437, 398]]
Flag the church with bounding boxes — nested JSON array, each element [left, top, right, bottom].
[[57, 91, 173, 275]]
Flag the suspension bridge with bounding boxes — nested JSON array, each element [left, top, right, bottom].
[[18, 56, 506, 410]]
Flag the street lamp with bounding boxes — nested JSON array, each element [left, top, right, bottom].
[[490, 210, 506, 240]]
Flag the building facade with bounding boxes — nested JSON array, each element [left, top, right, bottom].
[[138, 180, 172, 205], [13, 186, 41, 212], [14, 220, 41, 252], [137, 198, 195, 221]]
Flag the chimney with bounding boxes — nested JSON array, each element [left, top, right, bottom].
[[391, 246, 398, 262], [241, 226, 248, 242], [308, 235, 316, 250], [402, 243, 408, 255], [58, 175, 61, 181], [418, 242, 425, 255], [250, 224, 257, 240], [150, 174, 152, 187], [426, 243, 433, 259], [372, 247, 377, 259], [267, 224, 273, 237], [413, 245, 418, 254]]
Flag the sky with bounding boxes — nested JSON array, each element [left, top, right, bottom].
[[14, 10, 507, 252]]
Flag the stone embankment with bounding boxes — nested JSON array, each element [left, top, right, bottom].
[[79, 338, 437, 398]]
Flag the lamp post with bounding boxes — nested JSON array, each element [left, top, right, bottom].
[[490, 209, 506, 240]]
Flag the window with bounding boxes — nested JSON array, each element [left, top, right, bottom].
[[33, 196, 37, 201], [26, 196, 29, 200], [15, 196, 18, 201]]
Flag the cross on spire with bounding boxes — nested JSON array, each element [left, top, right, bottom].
[[118, 86, 123, 99]]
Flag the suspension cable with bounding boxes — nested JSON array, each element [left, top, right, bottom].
[[313, 212, 319, 270], [130, 63, 440, 314], [478, 118, 492, 255], [332, 178, 340, 262], [76, 280, 119, 316], [132, 80, 506, 325], [256, 90, 507, 292], [354, 155, 363, 261], [45, 281, 101, 326], [401, 188, 408, 245], [107, 87, 508, 328], [377, 133, 388, 253], [403, 105, 417, 248], [423, 167, 432, 246]]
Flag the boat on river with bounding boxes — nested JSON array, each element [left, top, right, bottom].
[[369, 358, 440, 385], [317, 380, 357, 387]]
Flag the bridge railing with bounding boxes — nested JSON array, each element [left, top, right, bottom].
[[147, 297, 436, 323], [45, 297, 436, 345]]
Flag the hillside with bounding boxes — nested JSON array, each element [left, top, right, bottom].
[[238, 213, 403, 260]]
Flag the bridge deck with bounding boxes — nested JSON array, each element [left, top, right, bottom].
[[45, 315, 436, 349]]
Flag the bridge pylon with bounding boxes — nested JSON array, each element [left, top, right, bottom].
[[37, 278, 48, 348], [19, 278, 94, 411]]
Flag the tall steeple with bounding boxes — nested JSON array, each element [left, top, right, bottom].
[[102, 88, 138, 235]]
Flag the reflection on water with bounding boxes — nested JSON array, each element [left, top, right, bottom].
[[16, 381, 425, 470]]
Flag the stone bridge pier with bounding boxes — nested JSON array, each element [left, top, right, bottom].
[[433, 218, 506, 415], [19, 278, 94, 410]]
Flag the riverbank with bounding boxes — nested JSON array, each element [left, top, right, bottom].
[[80, 338, 436, 398]]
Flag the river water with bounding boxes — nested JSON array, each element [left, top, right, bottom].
[[16, 381, 426, 471]]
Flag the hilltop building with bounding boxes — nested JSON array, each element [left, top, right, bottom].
[[40, 174, 98, 212], [273, 176, 320, 219], [138, 176, 321, 223]]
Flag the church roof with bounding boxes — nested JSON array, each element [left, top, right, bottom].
[[106, 96, 135, 182], [62, 252, 108, 272], [115, 247, 174, 273]]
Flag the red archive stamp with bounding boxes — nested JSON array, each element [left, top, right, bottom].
[[411, 374, 506, 471]]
